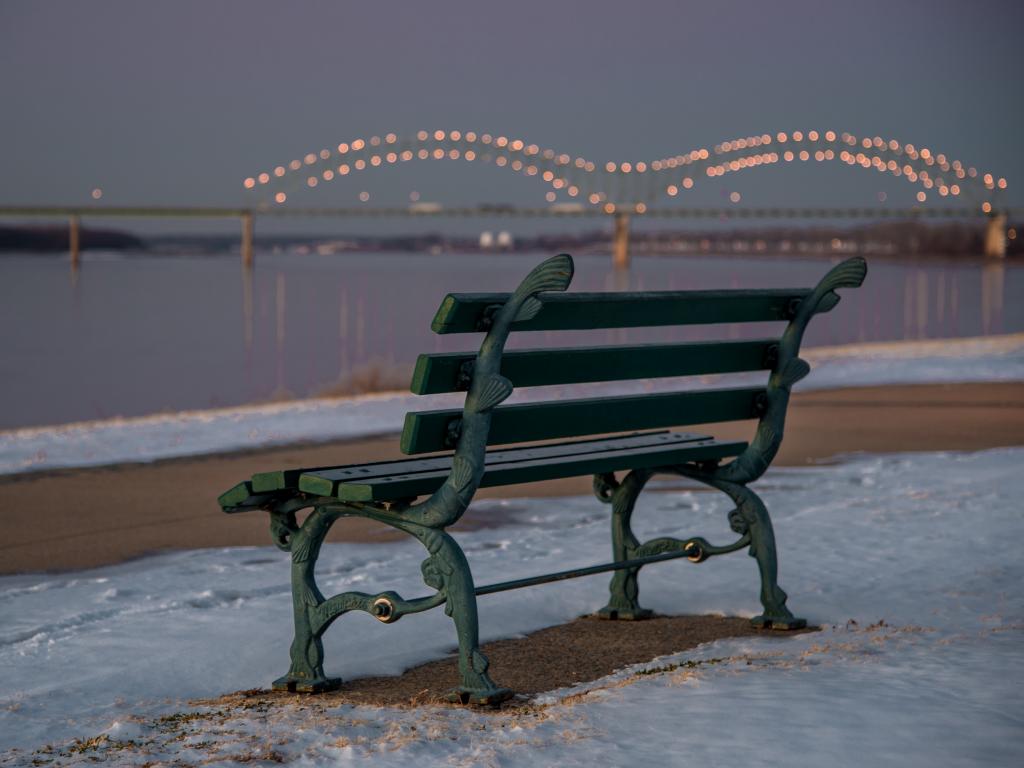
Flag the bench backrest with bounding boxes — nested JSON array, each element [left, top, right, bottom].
[[399, 257, 863, 455]]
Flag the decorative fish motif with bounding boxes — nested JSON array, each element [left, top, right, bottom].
[[816, 292, 841, 313], [818, 256, 867, 292], [449, 455, 474, 491], [511, 253, 574, 300], [473, 374, 513, 412], [778, 358, 810, 388], [513, 296, 544, 322]]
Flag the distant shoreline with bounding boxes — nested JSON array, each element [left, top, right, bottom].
[[1, 219, 1020, 257]]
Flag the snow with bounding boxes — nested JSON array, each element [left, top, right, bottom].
[[1, 333, 1022, 476], [2, 448, 1022, 766]]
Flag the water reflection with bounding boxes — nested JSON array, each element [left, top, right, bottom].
[[982, 260, 1005, 336], [0, 252, 1018, 429]]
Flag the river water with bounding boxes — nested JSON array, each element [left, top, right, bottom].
[[0, 251, 1019, 430]]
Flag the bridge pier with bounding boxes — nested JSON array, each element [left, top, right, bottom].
[[613, 212, 630, 270], [984, 213, 1007, 258], [241, 211, 254, 268]]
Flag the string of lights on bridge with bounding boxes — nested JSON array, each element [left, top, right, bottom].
[[243, 129, 1009, 214]]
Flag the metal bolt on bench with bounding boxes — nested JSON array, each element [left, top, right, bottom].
[[219, 252, 867, 704]]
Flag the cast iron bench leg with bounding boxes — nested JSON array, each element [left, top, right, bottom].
[[272, 506, 343, 693], [592, 468, 806, 630], [398, 521, 514, 705], [267, 504, 513, 703], [594, 469, 655, 620], [709, 477, 806, 630]]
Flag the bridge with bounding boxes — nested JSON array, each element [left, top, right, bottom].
[[240, 126, 1013, 265], [2, 127, 1015, 267]]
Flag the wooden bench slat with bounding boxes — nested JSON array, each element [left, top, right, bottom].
[[410, 339, 776, 394], [300, 435, 747, 502], [218, 481, 257, 509], [218, 481, 290, 513], [400, 386, 764, 454], [251, 431, 701, 492], [431, 289, 837, 333]]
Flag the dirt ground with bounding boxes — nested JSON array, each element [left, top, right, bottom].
[[1, 381, 1021, 574]]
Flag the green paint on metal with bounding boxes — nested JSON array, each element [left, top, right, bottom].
[[216, 253, 867, 703], [410, 339, 780, 394], [300, 435, 746, 502], [430, 287, 840, 334], [217, 482, 253, 509], [400, 386, 765, 454], [269, 432, 689, 496]]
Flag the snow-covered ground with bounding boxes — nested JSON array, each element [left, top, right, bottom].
[[2, 333, 1023, 476], [2, 448, 1022, 766]]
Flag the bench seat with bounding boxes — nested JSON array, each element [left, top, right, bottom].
[[218, 431, 746, 509]]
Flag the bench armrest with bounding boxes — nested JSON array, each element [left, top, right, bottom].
[[718, 257, 868, 484], [398, 254, 575, 528]]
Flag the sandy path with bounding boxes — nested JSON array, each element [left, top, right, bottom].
[[1, 382, 1021, 575]]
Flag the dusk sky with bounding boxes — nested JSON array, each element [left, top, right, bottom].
[[2, 0, 1022, 219]]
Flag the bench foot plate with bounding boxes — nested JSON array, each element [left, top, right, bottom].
[[272, 675, 343, 694], [594, 607, 654, 621], [751, 615, 807, 630], [446, 686, 514, 706]]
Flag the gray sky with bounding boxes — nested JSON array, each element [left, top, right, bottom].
[[1, 0, 1021, 218]]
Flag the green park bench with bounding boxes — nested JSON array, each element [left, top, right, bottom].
[[219, 252, 867, 704]]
